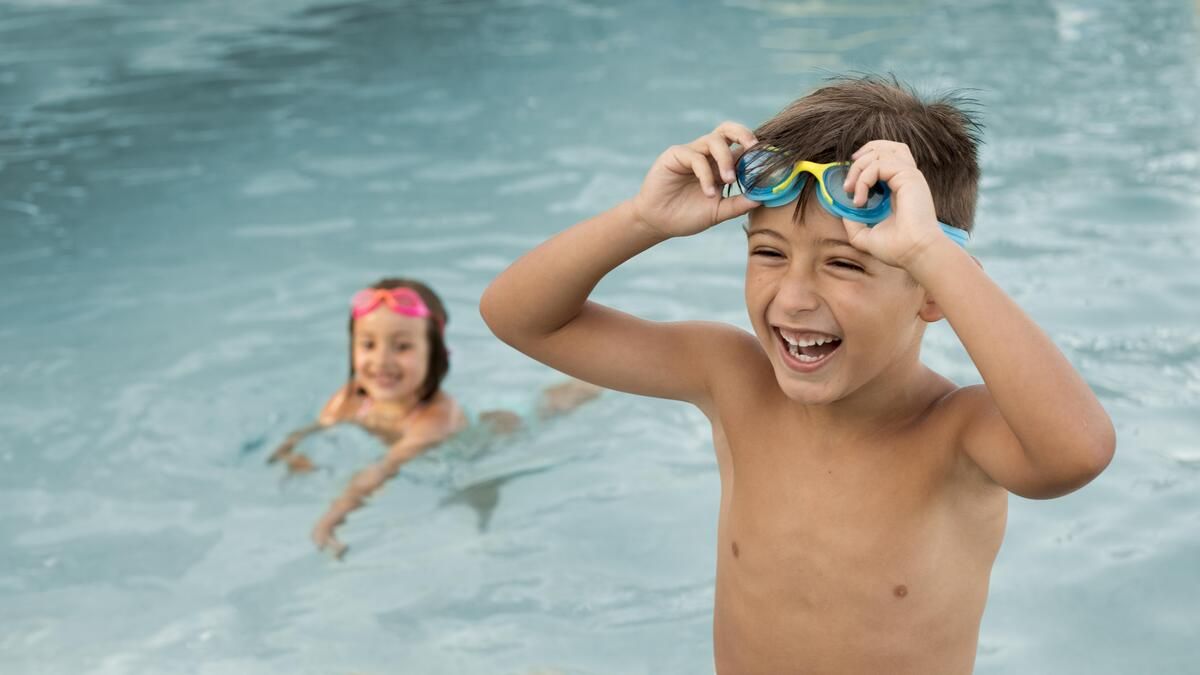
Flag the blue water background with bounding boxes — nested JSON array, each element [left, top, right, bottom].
[[2, 0, 1198, 673]]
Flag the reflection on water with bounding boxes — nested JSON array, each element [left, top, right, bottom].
[[1, 0, 1198, 673]]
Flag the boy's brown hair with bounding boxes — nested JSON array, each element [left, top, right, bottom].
[[750, 74, 983, 233], [345, 278, 450, 403]]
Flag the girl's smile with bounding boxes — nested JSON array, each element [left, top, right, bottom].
[[352, 308, 431, 406]]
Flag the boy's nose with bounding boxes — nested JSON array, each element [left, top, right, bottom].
[[775, 281, 823, 316]]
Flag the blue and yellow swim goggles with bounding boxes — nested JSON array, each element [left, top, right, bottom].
[[735, 147, 969, 247]]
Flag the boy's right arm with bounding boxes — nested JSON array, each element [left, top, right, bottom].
[[481, 123, 760, 407]]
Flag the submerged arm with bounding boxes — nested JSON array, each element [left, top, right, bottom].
[[268, 389, 355, 472], [310, 425, 443, 558], [267, 422, 328, 473]]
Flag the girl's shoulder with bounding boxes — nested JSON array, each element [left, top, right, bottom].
[[417, 390, 469, 437], [318, 386, 359, 425]]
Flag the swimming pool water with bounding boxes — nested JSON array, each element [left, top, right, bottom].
[[2, 0, 1199, 673]]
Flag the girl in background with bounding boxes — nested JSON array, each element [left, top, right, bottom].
[[270, 278, 598, 558]]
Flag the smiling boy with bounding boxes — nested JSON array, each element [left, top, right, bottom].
[[480, 76, 1114, 674]]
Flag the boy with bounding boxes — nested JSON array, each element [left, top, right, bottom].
[[480, 76, 1114, 674]]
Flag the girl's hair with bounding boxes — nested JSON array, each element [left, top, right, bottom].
[[346, 278, 450, 404]]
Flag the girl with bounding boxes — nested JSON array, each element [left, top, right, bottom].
[[270, 277, 598, 558]]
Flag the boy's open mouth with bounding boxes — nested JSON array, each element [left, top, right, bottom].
[[775, 327, 842, 367]]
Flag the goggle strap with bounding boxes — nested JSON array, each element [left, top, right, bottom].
[[937, 222, 970, 247]]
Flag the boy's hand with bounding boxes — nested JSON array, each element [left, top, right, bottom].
[[631, 122, 760, 238], [839, 140, 945, 269]]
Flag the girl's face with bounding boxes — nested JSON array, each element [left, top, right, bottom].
[[351, 307, 431, 405]]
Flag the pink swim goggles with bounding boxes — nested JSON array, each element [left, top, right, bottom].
[[350, 287, 441, 330]]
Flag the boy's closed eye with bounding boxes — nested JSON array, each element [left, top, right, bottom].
[[828, 258, 866, 273]]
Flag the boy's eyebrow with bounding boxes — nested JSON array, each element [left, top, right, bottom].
[[816, 237, 856, 249], [744, 227, 863, 255], [744, 225, 786, 240]]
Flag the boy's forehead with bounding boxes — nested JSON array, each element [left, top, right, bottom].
[[746, 202, 849, 244]]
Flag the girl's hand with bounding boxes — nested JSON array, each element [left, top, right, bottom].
[[312, 521, 348, 559], [267, 438, 299, 464], [839, 140, 945, 269], [631, 122, 761, 238], [284, 453, 316, 474]]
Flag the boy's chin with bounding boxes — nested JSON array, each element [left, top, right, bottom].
[[772, 368, 844, 405]]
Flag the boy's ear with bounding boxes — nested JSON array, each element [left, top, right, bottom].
[[918, 292, 944, 323], [918, 255, 981, 323]]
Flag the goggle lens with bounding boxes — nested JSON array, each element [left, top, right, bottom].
[[738, 150, 787, 190], [822, 165, 886, 211]]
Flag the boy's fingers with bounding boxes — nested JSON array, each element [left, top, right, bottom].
[[704, 136, 736, 183], [852, 139, 902, 160], [668, 146, 718, 196], [842, 151, 874, 192], [851, 141, 879, 160], [688, 153, 719, 197], [854, 163, 881, 206], [715, 121, 758, 149]]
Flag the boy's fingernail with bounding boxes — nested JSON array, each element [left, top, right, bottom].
[[723, 170, 734, 182]]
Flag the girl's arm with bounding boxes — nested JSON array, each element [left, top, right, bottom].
[[267, 388, 352, 472], [267, 422, 326, 472], [310, 418, 447, 558], [480, 123, 759, 406]]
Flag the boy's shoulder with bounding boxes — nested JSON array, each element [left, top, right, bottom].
[[683, 320, 773, 376], [679, 320, 781, 412]]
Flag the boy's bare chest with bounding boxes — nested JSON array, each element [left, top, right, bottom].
[[726, 433, 949, 564], [708, 419, 1005, 675]]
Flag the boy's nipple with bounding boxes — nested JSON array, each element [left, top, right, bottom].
[[893, 584, 908, 599]]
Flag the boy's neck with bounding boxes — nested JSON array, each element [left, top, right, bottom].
[[788, 357, 947, 440]]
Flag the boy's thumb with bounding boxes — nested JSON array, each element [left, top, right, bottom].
[[841, 218, 870, 250], [716, 195, 760, 222]]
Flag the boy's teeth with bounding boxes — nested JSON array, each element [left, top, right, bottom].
[[780, 331, 841, 347]]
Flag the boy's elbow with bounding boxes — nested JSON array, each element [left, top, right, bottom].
[[478, 283, 509, 340], [479, 280, 551, 347], [1025, 427, 1116, 499], [1079, 418, 1117, 480]]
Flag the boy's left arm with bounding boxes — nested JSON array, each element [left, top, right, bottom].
[[843, 141, 1115, 499]]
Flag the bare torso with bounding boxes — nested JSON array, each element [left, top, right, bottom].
[[321, 387, 468, 447], [705, 339, 1008, 675]]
